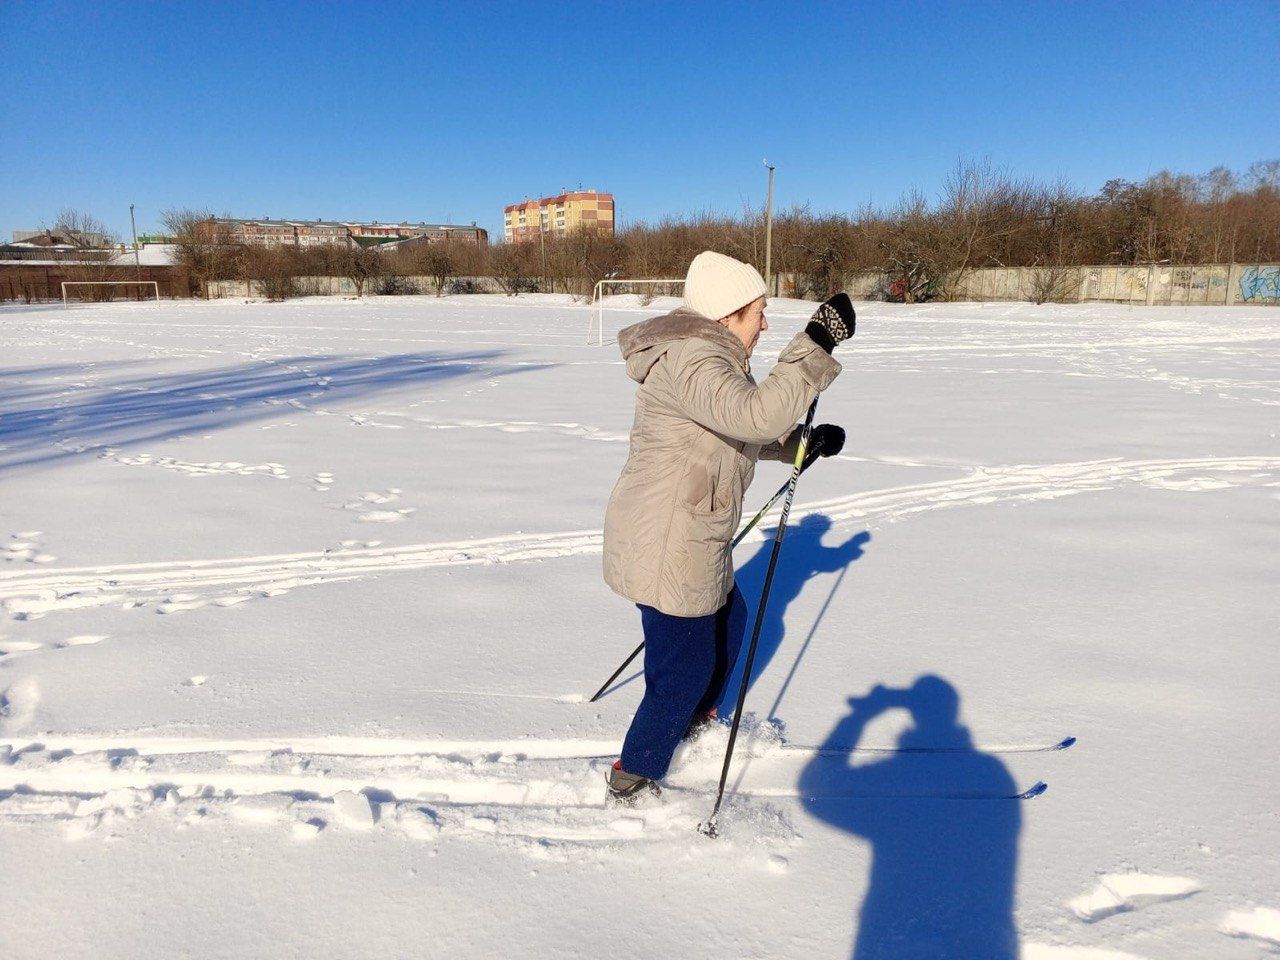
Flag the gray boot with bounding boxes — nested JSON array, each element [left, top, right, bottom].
[[606, 765, 661, 806]]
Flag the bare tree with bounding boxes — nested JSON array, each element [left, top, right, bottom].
[[162, 208, 242, 296], [1246, 159, 1280, 191], [490, 243, 530, 296], [786, 213, 860, 300], [51, 208, 116, 248], [932, 159, 1038, 298], [240, 245, 299, 301], [1024, 184, 1085, 303], [558, 227, 624, 300], [881, 191, 941, 302], [416, 244, 456, 296], [337, 245, 384, 297], [41, 209, 124, 297]]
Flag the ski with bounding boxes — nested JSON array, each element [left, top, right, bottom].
[[1013, 781, 1049, 799], [782, 736, 1076, 756], [796, 780, 1049, 801], [672, 780, 1048, 803], [806, 781, 1049, 801]]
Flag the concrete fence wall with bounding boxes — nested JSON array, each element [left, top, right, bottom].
[[954, 263, 1280, 305], [204, 274, 507, 298], [775, 264, 1279, 305], [203, 264, 1280, 305]]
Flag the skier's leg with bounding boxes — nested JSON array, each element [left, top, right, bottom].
[[695, 584, 749, 716], [619, 604, 719, 781]]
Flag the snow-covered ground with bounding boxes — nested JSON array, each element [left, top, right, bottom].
[[2, 293, 1277, 959]]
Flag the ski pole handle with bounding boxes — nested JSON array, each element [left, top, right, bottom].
[[731, 435, 825, 548]]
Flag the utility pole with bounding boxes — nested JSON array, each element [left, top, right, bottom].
[[540, 224, 547, 293], [762, 159, 776, 296], [129, 204, 141, 280]]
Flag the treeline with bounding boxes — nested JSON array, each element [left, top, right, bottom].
[[164, 158, 1279, 302], [608, 158, 1280, 302]]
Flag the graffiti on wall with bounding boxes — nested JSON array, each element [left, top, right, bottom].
[[1239, 267, 1280, 302]]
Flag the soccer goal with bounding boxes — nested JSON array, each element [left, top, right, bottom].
[[61, 280, 161, 306], [588, 278, 685, 345]]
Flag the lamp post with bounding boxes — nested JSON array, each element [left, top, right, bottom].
[[762, 159, 775, 295], [129, 203, 141, 280]]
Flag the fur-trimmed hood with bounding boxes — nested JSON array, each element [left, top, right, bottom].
[[617, 307, 747, 383]]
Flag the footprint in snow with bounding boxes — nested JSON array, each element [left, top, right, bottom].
[[1021, 945, 1154, 959], [4, 531, 56, 565], [156, 594, 208, 615], [0, 676, 40, 733], [358, 510, 414, 523], [0, 639, 45, 658], [341, 490, 413, 523], [1220, 906, 1280, 948], [55, 635, 107, 648], [348, 414, 403, 429], [1069, 872, 1201, 921]]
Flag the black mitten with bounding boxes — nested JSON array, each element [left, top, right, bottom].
[[802, 424, 846, 470], [805, 292, 856, 353]]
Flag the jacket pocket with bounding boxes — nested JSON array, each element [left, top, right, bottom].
[[678, 459, 719, 514], [677, 431, 729, 515], [668, 504, 735, 608]]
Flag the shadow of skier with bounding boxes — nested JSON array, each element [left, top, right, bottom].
[[799, 676, 1021, 960], [717, 514, 869, 714]]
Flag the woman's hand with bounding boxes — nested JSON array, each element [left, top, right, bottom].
[[805, 293, 856, 353], [802, 423, 845, 469]]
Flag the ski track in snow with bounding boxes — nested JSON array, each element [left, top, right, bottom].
[[1, 455, 1276, 620], [0, 720, 1055, 852], [352, 412, 629, 442], [0, 726, 798, 853]]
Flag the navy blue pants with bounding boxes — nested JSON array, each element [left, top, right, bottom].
[[620, 584, 749, 780]]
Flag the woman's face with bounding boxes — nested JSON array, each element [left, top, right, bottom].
[[720, 297, 768, 356]]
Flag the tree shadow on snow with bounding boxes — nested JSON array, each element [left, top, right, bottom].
[[717, 514, 870, 717], [0, 351, 548, 473], [799, 676, 1021, 960]]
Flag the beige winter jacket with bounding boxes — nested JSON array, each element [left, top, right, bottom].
[[603, 308, 842, 617]]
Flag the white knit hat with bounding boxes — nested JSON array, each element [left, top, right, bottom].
[[683, 251, 767, 320]]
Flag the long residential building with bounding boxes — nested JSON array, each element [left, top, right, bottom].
[[201, 218, 488, 248], [503, 191, 614, 244]]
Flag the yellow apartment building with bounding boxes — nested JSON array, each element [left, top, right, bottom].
[[503, 191, 615, 244]]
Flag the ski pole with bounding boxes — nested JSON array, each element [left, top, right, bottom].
[[699, 399, 819, 839], [586, 434, 828, 704], [734, 435, 826, 547]]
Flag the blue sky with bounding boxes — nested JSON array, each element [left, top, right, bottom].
[[3, 0, 1276, 241]]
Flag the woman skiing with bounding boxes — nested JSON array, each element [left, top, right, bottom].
[[602, 250, 855, 803]]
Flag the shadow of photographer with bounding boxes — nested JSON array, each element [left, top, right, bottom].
[[799, 676, 1021, 959]]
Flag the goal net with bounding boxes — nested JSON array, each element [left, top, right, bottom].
[[61, 281, 161, 306], [588, 278, 685, 344]]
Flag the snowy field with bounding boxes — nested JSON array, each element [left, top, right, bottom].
[[1, 293, 1277, 959]]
